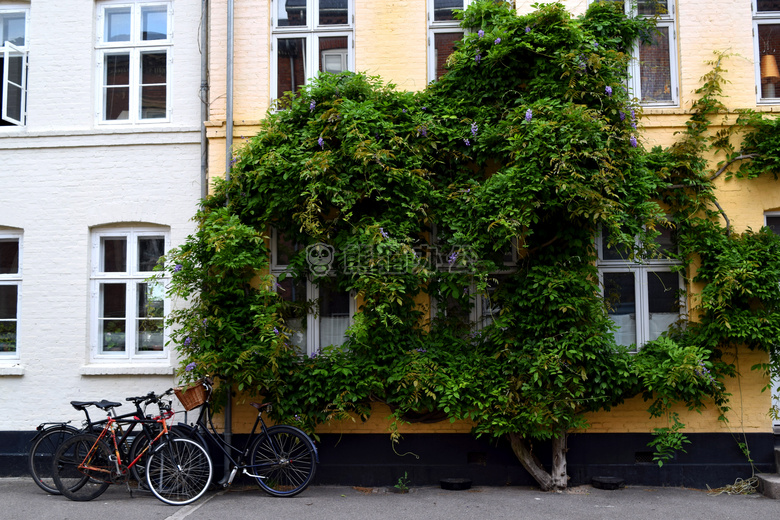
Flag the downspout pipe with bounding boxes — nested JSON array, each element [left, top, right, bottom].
[[221, 0, 235, 482], [225, 0, 234, 184], [200, 0, 209, 200]]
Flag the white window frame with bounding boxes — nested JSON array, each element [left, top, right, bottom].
[[0, 8, 29, 127], [753, 1, 780, 104], [270, 228, 355, 357], [0, 230, 22, 359], [270, 0, 354, 103], [90, 226, 170, 362], [589, 0, 678, 106], [95, 1, 173, 124], [596, 227, 684, 351], [427, 0, 472, 83]]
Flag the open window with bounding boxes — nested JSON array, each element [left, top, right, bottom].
[[1, 10, 28, 126]]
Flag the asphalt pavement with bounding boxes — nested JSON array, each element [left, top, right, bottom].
[[1, 477, 777, 520]]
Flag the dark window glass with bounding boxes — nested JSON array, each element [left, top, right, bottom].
[[0, 239, 19, 274], [138, 237, 164, 271], [102, 238, 127, 272]]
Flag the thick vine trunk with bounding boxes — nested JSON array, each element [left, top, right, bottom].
[[508, 431, 568, 492]]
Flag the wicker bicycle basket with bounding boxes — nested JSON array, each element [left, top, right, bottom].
[[175, 380, 207, 411]]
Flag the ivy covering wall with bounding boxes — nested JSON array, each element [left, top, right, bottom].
[[162, 1, 780, 490]]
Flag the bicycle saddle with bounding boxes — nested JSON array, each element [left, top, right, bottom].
[[70, 400, 122, 411]]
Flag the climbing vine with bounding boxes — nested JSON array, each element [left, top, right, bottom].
[[162, 2, 780, 490]]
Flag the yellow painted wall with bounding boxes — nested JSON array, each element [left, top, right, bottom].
[[207, 0, 779, 435]]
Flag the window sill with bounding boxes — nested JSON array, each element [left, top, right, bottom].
[[0, 363, 25, 376], [80, 364, 175, 376]]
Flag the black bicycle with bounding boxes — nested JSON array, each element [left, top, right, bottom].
[[176, 377, 318, 497], [28, 390, 182, 494]]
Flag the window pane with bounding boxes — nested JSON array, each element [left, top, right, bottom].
[[278, 0, 307, 27], [647, 271, 678, 314], [647, 271, 679, 341], [275, 232, 302, 266], [434, 32, 462, 80], [637, 0, 667, 15], [104, 54, 130, 120], [4, 54, 24, 122], [0, 321, 15, 352], [141, 6, 167, 40], [140, 52, 167, 119], [318, 280, 350, 349], [102, 237, 127, 272], [604, 272, 636, 348], [319, 0, 348, 25], [639, 27, 672, 103], [2, 13, 26, 46], [319, 36, 348, 73], [601, 228, 632, 261], [138, 237, 164, 271], [433, 0, 463, 22], [277, 276, 308, 351], [137, 282, 164, 352], [101, 283, 126, 318], [0, 284, 18, 319], [277, 38, 307, 96], [0, 239, 19, 274], [766, 216, 780, 235], [105, 7, 131, 42], [758, 25, 780, 99], [758, 0, 780, 12], [100, 283, 126, 352]]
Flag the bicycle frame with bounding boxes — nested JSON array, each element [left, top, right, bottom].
[[76, 409, 174, 481]]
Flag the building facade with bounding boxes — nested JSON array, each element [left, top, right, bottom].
[[0, 0, 204, 471], [2, 0, 779, 489]]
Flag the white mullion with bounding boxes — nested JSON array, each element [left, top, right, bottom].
[[127, 279, 137, 356]]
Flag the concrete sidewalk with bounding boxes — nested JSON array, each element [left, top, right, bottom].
[[1, 477, 776, 520]]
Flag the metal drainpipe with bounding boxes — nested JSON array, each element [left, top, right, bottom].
[[200, 0, 209, 200], [225, 0, 234, 184], [223, 0, 234, 478]]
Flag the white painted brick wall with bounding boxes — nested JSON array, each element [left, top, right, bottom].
[[0, 0, 204, 430]]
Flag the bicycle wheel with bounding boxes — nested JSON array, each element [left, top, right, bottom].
[[249, 425, 317, 497], [146, 437, 212, 506], [52, 434, 112, 501], [28, 425, 80, 494], [128, 425, 188, 488]]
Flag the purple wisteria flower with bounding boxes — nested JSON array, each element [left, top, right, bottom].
[[448, 251, 459, 265], [605, 85, 613, 97], [318, 136, 324, 148], [494, 37, 501, 44], [273, 327, 279, 335], [309, 99, 316, 111], [415, 348, 427, 353], [630, 108, 636, 120], [619, 110, 626, 121], [402, 108, 407, 113], [525, 26, 531, 34], [419, 126, 428, 137], [475, 53, 482, 64], [422, 106, 427, 111], [203, 318, 208, 326], [593, 42, 599, 49], [173, 264, 183, 272], [185, 361, 197, 372], [478, 29, 485, 38], [630, 135, 638, 148], [525, 109, 533, 122], [184, 337, 191, 346], [631, 120, 637, 130], [380, 227, 389, 238], [471, 121, 478, 137], [463, 138, 471, 146]]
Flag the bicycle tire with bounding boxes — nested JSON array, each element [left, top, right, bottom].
[[128, 425, 187, 487], [249, 425, 317, 497], [28, 425, 81, 494], [146, 437, 212, 506], [52, 433, 112, 501]]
